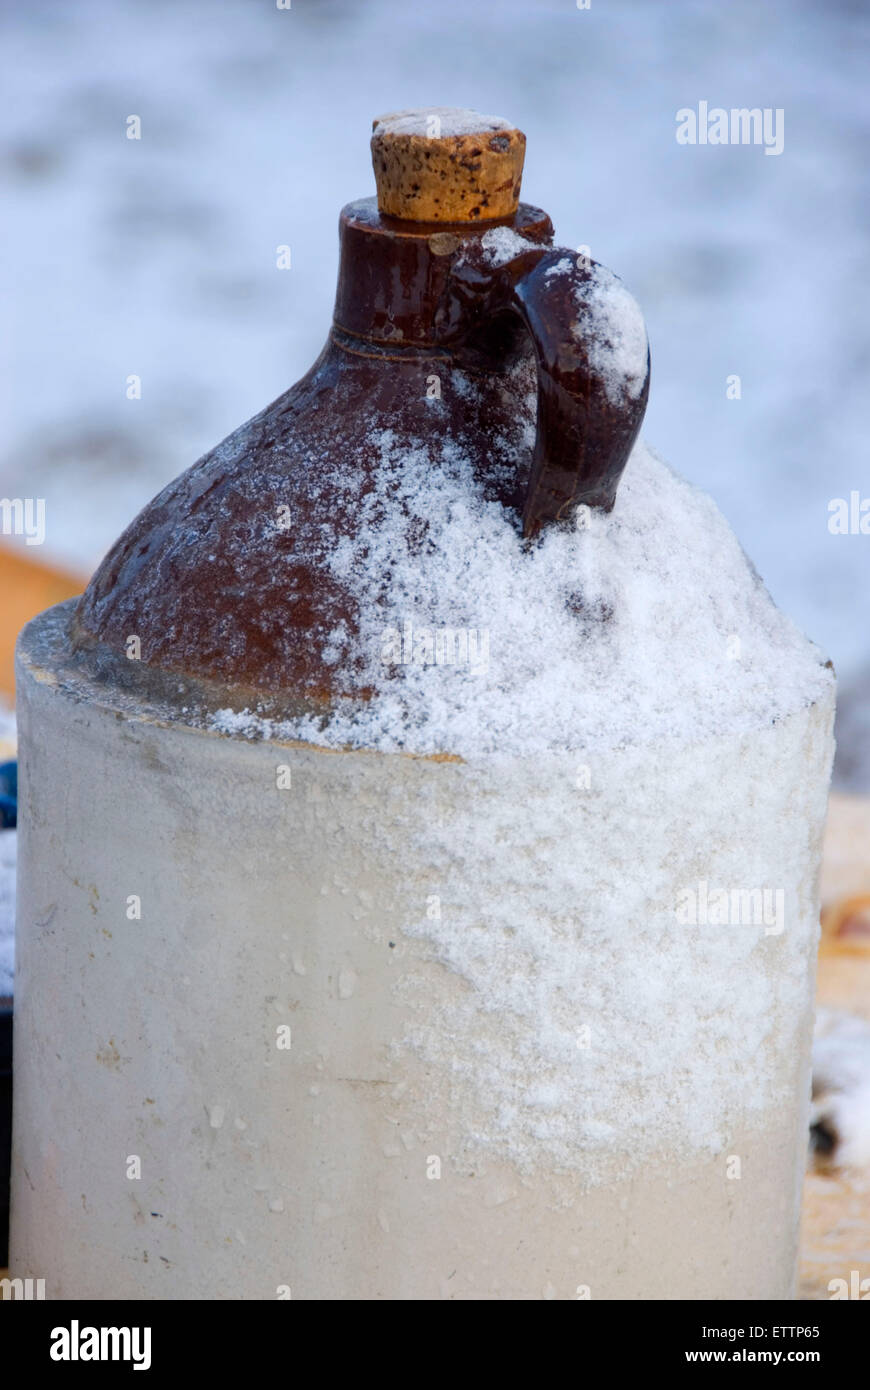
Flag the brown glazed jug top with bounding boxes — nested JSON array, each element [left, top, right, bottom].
[[74, 109, 649, 709]]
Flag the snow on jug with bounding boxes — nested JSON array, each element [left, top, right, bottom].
[[11, 109, 834, 1300]]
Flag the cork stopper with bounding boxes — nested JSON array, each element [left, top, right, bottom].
[[371, 107, 526, 223]]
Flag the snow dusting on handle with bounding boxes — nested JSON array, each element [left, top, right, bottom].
[[476, 236, 648, 405], [577, 264, 649, 405]]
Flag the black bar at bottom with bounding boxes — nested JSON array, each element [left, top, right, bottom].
[[0, 1297, 864, 1373]]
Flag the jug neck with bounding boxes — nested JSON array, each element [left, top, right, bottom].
[[331, 197, 553, 351]]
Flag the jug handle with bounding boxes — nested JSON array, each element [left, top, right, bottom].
[[450, 245, 650, 539]]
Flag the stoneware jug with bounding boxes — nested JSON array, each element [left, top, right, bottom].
[[12, 109, 834, 1300]]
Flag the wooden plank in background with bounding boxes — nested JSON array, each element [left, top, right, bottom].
[[0, 543, 87, 700]]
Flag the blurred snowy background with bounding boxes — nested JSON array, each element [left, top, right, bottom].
[[1, 0, 868, 782]]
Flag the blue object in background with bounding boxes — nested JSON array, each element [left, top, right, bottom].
[[0, 763, 16, 830]]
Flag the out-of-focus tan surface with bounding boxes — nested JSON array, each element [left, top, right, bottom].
[[799, 792, 870, 1300], [0, 543, 85, 700]]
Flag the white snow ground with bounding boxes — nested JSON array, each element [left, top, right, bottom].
[[812, 1009, 870, 1171]]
